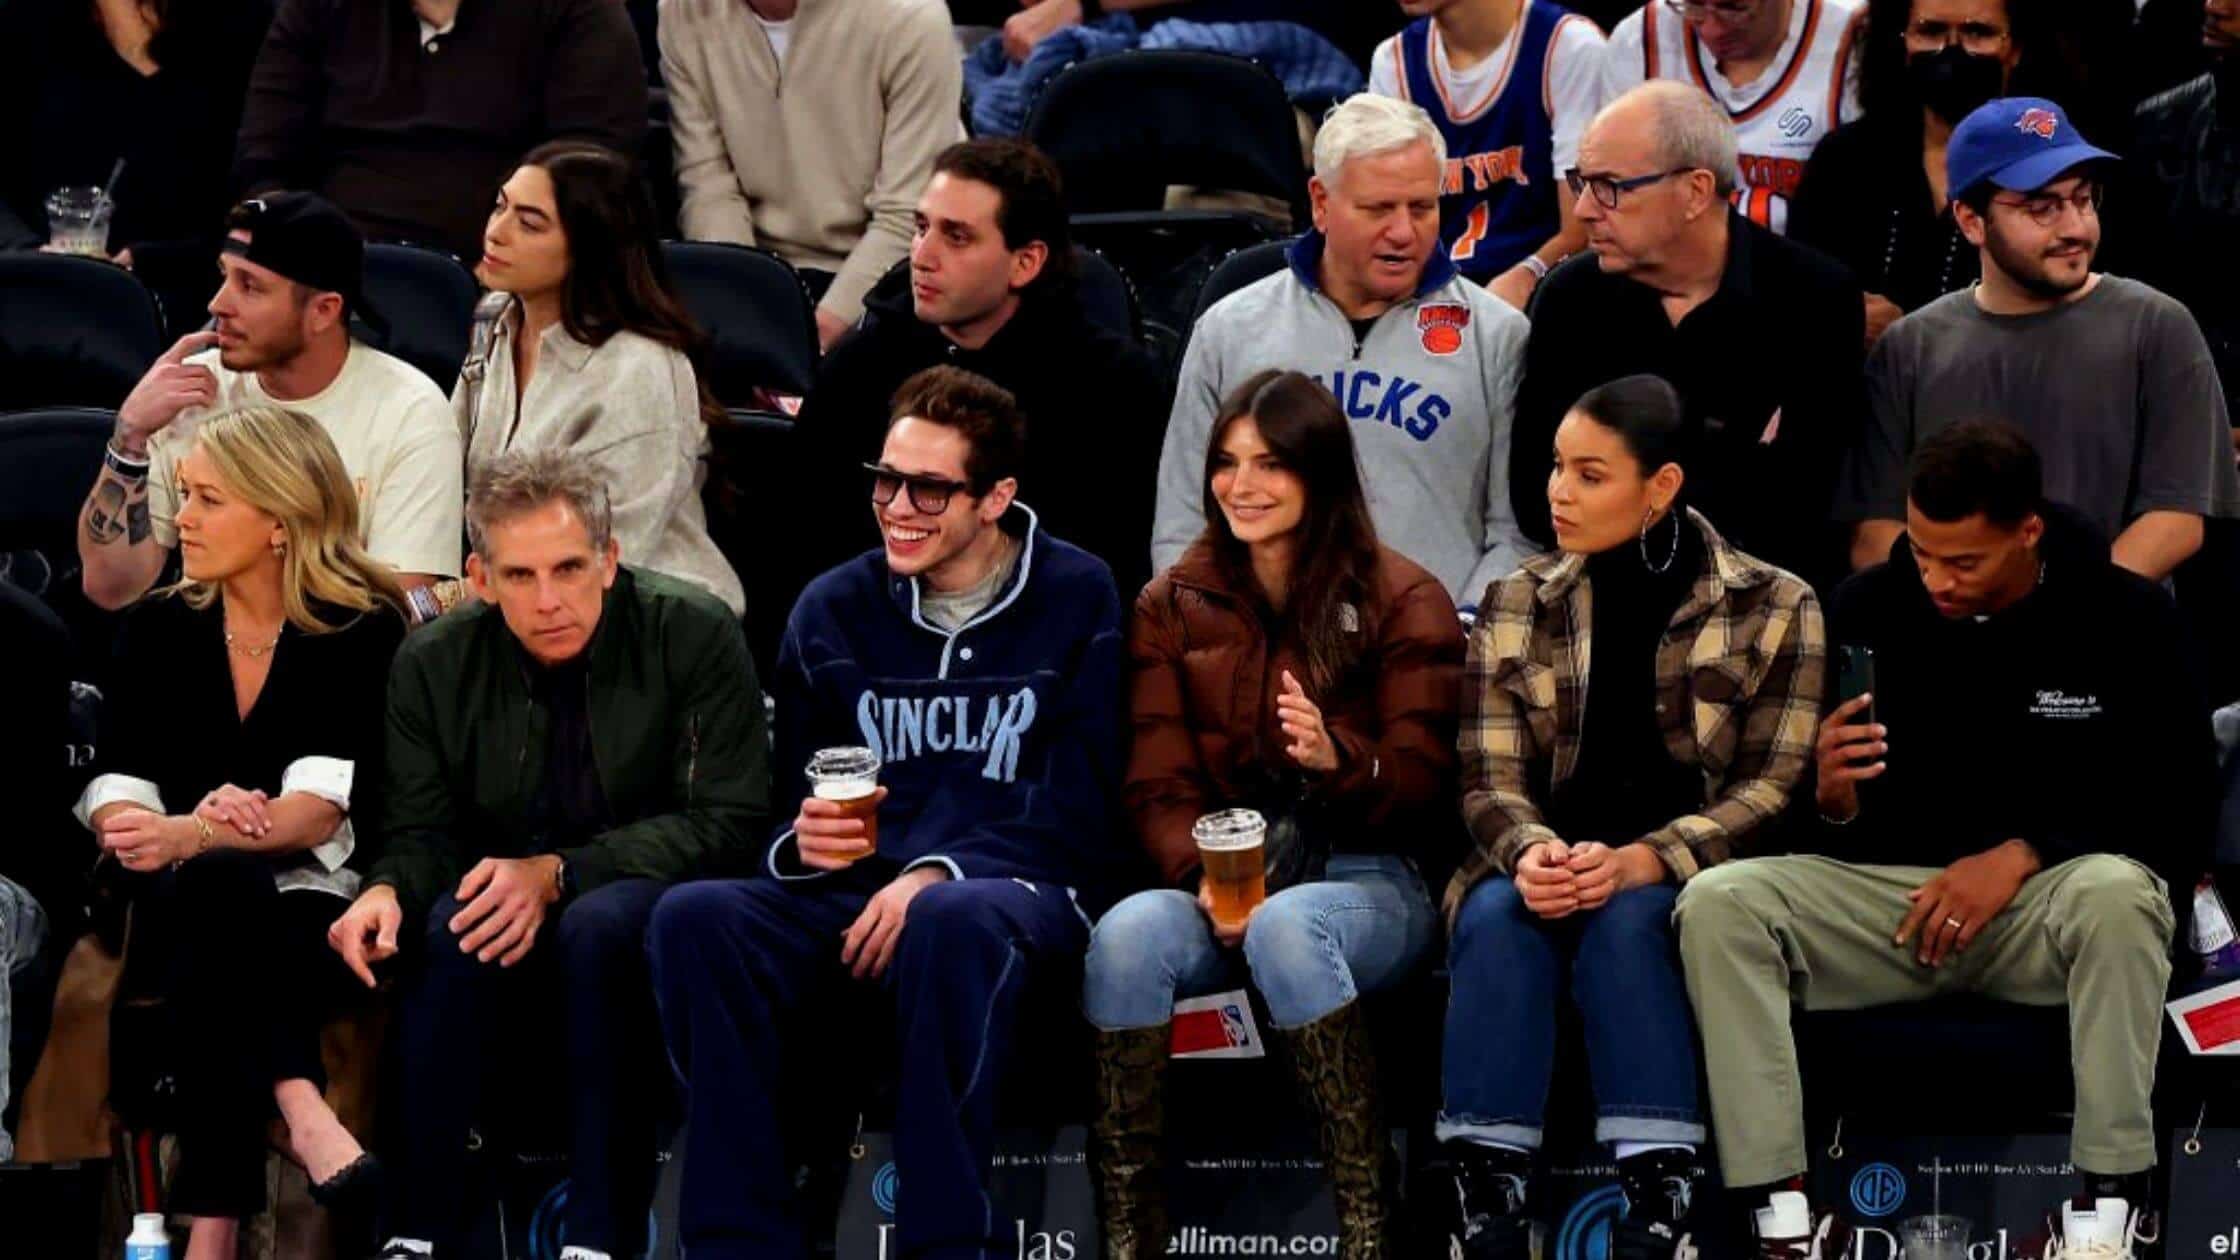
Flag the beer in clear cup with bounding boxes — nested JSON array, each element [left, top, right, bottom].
[[44, 187, 110, 257], [1194, 808, 1267, 932], [807, 746, 881, 863]]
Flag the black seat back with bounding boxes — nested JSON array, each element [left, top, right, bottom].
[[704, 410, 809, 677], [663, 242, 819, 405], [1180, 239, 1296, 364], [0, 407, 129, 680], [355, 244, 478, 390], [1025, 51, 1310, 227], [0, 255, 165, 411]]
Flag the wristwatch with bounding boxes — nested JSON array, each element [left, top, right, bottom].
[[552, 854, 574, 900]]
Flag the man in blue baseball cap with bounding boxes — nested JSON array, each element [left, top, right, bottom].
[[1835, 96, 2240, 585]]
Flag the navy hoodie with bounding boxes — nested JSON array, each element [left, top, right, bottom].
[[1817, 505, 2214, 897], [765, 503, 1132, 914]]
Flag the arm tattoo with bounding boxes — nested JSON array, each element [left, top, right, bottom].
[[85, 471, 149, 547]]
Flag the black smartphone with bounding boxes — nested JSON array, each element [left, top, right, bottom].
[[1836, 644, 1876, 724]]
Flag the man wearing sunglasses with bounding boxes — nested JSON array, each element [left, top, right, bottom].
[[1510, 82, 1865, 594], [1604, 0, 1864, 233], [649, 365, 1129, 1260], [1837, 97, 2240, 583]]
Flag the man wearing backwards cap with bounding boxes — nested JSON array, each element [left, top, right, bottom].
[[77, 191, 463, 617], [1836, 96, 2240, 581]]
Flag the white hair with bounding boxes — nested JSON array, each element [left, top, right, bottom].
[[1597, 81, 1738, 197], [1313, 93, 1446, 187]]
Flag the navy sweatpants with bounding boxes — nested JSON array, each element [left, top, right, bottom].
[[649, 874, 1089, 1260], [388, 877, 670, 1254]]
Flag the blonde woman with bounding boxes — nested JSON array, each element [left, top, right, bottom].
[[74, 405, 408, 1257]]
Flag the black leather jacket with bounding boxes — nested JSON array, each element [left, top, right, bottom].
[[2134, 65, 2240, 413]]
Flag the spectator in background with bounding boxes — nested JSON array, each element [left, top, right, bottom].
[[1680, 422, 2209, 1259], [649, 368, 1128, 1260], [75, 407, 408, 1256], [1790, 0, 2036, 343], [1604, 0, 1866, 233], [0, 0, 270, 259], [661, 0, 961, 348], [1090, 371, 1462, 1259], [1368, 0, 1609, 311], [76, 194, 461, 618], [233, 0, 646, 264], [2133, 0, 2240, 423], [458, 142, 744, 617], [1514, 84, 1864, 593], [329, 452, 770, 1260], [1837, 97, 2240, 581], [797, 138, 1168, 596], [0, 580, 70, 1165], [1438, 376, 1822, 1260], [1156, 93, 1532, 617], [1000, 0, 1405, 67]]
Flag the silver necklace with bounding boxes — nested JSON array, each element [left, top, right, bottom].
[[225, 626, 282, 657]]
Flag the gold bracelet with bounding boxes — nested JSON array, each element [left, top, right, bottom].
[[193, 814, 216, 854]]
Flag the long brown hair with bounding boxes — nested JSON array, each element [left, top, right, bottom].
[[515, 140, 724, 427], [1200, 370, 1382, 694]]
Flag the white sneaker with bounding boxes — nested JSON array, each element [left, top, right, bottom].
[[1752, 1190, 1852, 1259], [2043, 1196, 2157, 1260]]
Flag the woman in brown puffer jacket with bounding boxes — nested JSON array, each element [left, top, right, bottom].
[[1082, 369, 1466, 1260]]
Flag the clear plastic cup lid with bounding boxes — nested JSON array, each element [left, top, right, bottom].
[[808, 746, 880, 780], [1192, 808, 1266, 848]]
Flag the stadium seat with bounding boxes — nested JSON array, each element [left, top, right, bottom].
[[1179, 238, 1295, 364], [1073, 244, 1140, 343], [1025, 51, 1308, 345], [0, 255, 165, 412], [355, 244, 478, 390], [0, 408, 127, 680], [663, 242, 819, 407], [644, 90, 681, 239], [703, 409, 810, 676]]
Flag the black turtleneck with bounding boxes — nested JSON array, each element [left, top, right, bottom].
[[525, 647, 611, 854], [1546, 516, 1705, 846]]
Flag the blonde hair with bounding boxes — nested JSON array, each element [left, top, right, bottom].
[[172, 406, 411, 632], [1313, 93, 1446, 187]]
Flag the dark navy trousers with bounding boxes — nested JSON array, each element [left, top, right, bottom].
[[649, 873, 1088, 1260]]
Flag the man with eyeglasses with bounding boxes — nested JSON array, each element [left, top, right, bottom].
[[1510, 82, 1865, 593], [1604, 0, 1864, 233], [1837, 96, 2240, 582], [648, 365, 1129, 1260]]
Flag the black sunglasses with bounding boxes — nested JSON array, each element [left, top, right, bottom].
[[865, 463, 973, 515]]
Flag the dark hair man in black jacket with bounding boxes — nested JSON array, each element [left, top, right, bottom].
[[794, 137, 1169, 597], [1675, 421, 2213, 1259]]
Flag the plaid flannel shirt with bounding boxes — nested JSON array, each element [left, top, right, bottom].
[[1448, 509, 1826, 923]]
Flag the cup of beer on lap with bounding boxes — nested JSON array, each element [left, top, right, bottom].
[[1194, 808, 1268, 932], [808, 746, 882, 863]]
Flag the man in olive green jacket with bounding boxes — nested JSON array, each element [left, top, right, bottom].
[[329, 450, 770, 1260]]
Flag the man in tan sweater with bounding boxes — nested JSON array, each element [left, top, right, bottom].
[[660, 0, 963, 348]]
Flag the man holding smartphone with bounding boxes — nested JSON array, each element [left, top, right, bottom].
[[1673, 421, 2214, 1259]]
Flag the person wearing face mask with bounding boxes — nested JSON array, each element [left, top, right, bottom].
[[1437, 375, 1823, 1260], [1836, 96, 2240, 584], [1602, 0, 1866, 233], [457, 141, 744, 617], [1790, 0, 2031, 345], [1087, 370, 1464, 1260]]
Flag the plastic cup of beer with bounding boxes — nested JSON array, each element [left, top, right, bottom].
[[1194, 808, 1267, 933], [1898, 1213, 1970, 1260], [807, 746, 881, 863], [45, 187, 111, 257]]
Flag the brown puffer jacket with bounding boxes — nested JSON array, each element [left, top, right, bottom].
[[1125, 538, 1467, 885]]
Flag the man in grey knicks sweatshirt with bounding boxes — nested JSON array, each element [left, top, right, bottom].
[[1153, 93, 1532, 617]]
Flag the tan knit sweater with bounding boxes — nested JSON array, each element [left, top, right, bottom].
[[659, 0, 962, 324]]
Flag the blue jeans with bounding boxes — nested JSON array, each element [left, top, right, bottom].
[[1439, 878, 1703, 1150], [0, 874, 45, 1163], [1082, 854, 1438, 1030]]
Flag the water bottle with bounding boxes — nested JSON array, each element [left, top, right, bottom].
[[125, 1213, 169, 1260], [2193, 876, 2240, 979]]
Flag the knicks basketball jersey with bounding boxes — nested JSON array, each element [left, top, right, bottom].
[[1616, 0, 1864, 232], [1390, 3, 1575, 283]]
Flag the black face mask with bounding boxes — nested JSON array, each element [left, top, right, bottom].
[[1906, 44, 2007, 123]]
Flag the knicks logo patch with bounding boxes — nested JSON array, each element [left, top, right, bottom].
[[2015, 108, 2059, 139], [1417, 304, 1470, 356]]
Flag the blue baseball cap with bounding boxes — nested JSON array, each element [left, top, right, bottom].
[[1945, 97, 2118, 202]]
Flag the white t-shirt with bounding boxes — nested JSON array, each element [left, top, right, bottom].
[[1369, 9, 1609, 177], [1603, 0, 1864, 232], [755, 13, 794, 62], [148, 340, 464, 578]]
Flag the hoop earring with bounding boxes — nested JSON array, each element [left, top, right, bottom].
[[1639, 506, 1679, 574]]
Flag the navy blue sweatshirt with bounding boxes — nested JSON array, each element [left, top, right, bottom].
[[1818, 506, 2215, 896], [765, 504, 1131, 914]]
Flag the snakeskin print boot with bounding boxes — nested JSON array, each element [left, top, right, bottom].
[[1090, 1024, 1171, 1260], [1272, 1001, 1392, 1259]]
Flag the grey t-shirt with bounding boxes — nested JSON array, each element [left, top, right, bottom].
[[1836, 276, 2240, 538]]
